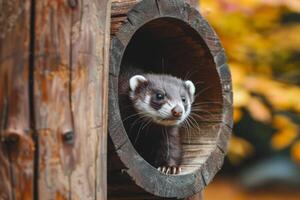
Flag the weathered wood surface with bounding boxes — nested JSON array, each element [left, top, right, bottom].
[[109, 0, 232, 199], [111, 0, 199, 34], [0, 0, 110, 199], [186, 0, 199, 9], [33, 1, 73, 198], [69, 1, 111, 199], [33, 0, 110, 199], [0, 1, 34, 199]]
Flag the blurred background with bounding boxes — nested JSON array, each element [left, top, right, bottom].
[[199, 0, 300, 199]]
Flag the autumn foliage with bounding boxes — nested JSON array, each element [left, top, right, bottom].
[[201, 0, 300, 165]]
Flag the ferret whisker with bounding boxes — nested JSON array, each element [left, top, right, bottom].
[[182, 121, 189, 143], [142, 119, 152, 130], [113, 111, 143, 129], [190, 113, 213, 123], [184, 119, 193, 143], [191, 107, 215, 112], [191, 109, 215, 115], [122, 112, 143, 123], [183, 69, 193, 80], [192, 101, 223, 106], [186, 117, 197, 136], [186, 121, 192, 144], [129, 116, 144, 131], [194, 86, 214, 99], [190, 112, 207, 120], [188, 115, 201, 132], [129, 115, 147, 135], [193, 100, 222, 104], [140, 119, 153, 139], [190, 112, 215, 122], [184, 69, 200, 80], [134, 118, 151, 145], [191, 109, 215, 117], [144, 119, 152, 137]]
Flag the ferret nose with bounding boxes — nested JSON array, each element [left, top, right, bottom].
[[172, 106, 183, 118]]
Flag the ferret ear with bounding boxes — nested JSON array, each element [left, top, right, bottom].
[[129, 75, 147, 91], [184, 80, 196, 95]]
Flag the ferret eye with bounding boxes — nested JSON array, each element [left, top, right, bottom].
[[181, 96, 186, 103], [156, 93, 165, 100]]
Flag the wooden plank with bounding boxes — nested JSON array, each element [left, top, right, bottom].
[[33, 1, 74, 199], [69, 0, 110, 199], [0, 1, 34, 199], [97, 0, 111, 198], [111, 0, 199, 34], [33, 0, 110, 199], [111, 0, 141, 35], [0, 0, 110, 199]]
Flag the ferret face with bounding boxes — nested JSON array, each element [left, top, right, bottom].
[[129, 74, 195, 126]]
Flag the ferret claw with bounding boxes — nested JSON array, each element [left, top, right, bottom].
[[172, 167, 176, 174], [165, 167, 170, 174], [157, 166, 182, 175]]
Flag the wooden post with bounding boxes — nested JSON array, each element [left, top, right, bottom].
[[0, 1, 34, 199], [0, 0, 111, 199]]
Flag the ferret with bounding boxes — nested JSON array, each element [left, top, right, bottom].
[[119, 67, 195, 175]]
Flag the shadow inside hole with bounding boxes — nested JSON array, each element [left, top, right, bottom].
[[118, 18, 223, 174]]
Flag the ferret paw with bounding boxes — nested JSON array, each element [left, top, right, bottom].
[[157, 166, 181, 175]]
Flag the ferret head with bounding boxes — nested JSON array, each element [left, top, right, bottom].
[[129, 74, 195, 126]]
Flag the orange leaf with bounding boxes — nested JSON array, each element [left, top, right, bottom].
[[291, 141, 300, 163]]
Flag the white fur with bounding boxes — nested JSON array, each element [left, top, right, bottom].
[[157, 101, 189, 126], [134, 97, 192, 126], [134, 94, 158, 119], [129, 79, 194, 126], [158, 102, 174, 118], [129, 75, 147, 91], [182, 99, 191, 123], [185, 80, 196, 95]]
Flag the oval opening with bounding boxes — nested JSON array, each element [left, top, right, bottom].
[[118, 17, 223, 174]]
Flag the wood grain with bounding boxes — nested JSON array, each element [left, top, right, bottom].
[[33, 0, 110, 199], [0, 1, 34, 199], [111, 0, 199, 35], [69, 0, 111, 199], [33, 1, 73, 198], [1, 0, 110, 199]]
